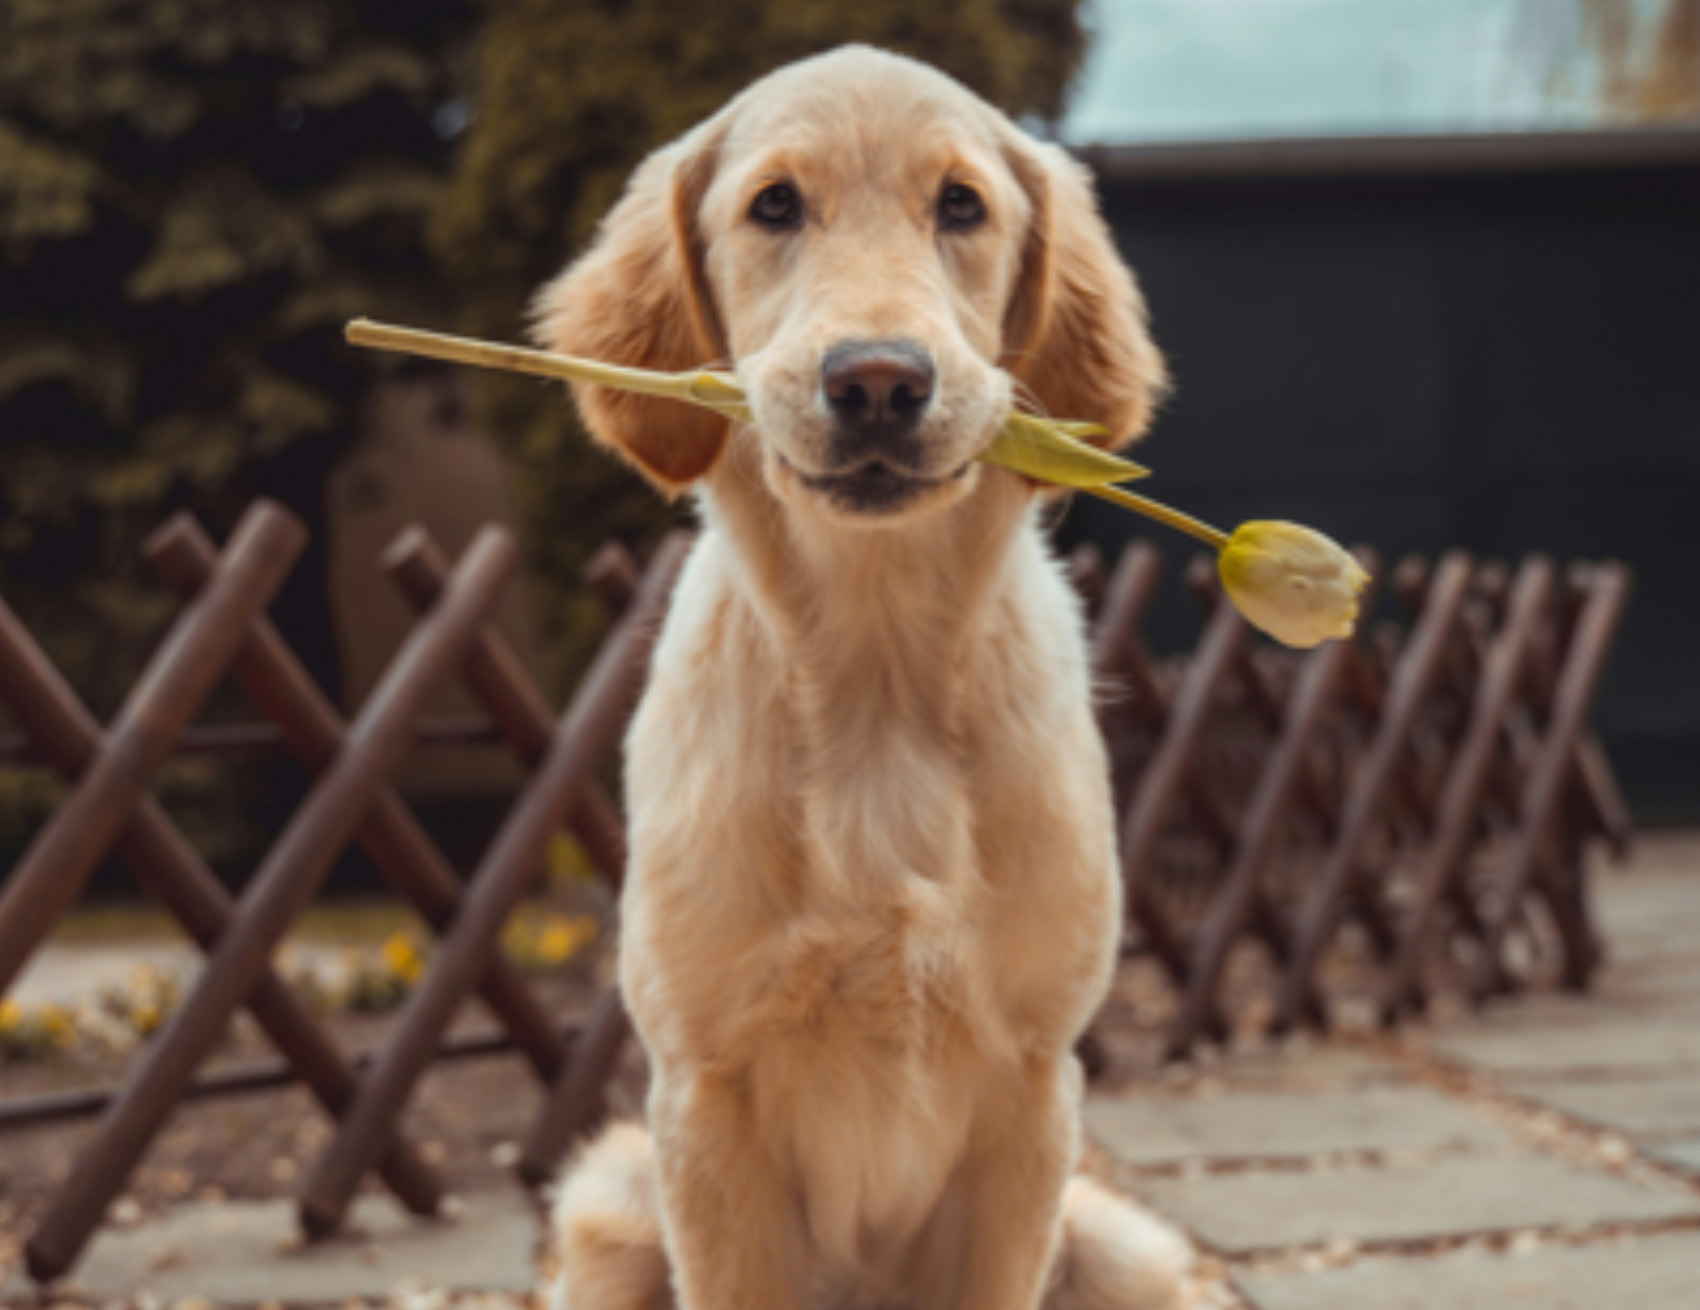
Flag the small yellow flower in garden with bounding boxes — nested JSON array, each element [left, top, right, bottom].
[[1218, 523, 1370, 650], [101, 963, 180, 1040], [547, 830, 596, 887], [1, 999, 82, 1059], [345, 319, 1369, 648], [39, 1003, 75, 1050], [382, 933, 424, 986], [502, 907, 598, 972]]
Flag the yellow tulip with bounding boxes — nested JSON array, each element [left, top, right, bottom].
[[1217, 522, 1369, 649]]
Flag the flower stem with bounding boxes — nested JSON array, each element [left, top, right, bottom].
[[1082, 484, 1230, 551], [346, 319, 699, 403], [347, 318, 1233, 551]]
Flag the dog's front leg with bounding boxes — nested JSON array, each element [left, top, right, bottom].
[[940, 1057, 1078, 1310], [649, 1070, 809, 1310]]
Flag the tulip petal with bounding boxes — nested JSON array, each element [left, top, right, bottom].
[[1218, 521, 1368, 648], [977, 412, 1150, 487]]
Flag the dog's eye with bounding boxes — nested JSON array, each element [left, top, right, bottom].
[[938, 183, 986, 232], [749, 182, 803, 230]]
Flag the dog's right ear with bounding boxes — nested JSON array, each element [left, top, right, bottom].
[[531, 125, 728, 493]]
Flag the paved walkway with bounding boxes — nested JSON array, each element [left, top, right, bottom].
[[1090, 830, 1700, 1309], [5, 834, 1695, 1307]]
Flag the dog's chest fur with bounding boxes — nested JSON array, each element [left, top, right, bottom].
[[617, 489, 1121, 1275]]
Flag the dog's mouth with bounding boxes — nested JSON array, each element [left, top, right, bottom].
[[783, 455, 972, 515]]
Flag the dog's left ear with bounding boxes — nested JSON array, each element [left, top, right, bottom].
[[531, 122, 729, 493], [1001, 139, 1169, 452]]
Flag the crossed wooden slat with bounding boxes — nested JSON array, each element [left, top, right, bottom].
[[1468, 561, 1633, 1000], [1162, 550, 1381, 1059], [293, 530, 691, 1235], [1380, 558, 1630, 1020], [19, 511, 519, 1279], [0, 500, 690, 1281], [1109, 556, 1255, 1012], [1082, 540, 1632, 1063], [0, 504, 444, 1235], [1274, 551, 1478, 1032]]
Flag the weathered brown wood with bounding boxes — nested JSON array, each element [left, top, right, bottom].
[[1380, 557, 1556, 1024], [145, 518, 569, 1086], [1470, 563, 1631, 1000], [1114, 583, 1251, 987], [25, 526, 519, 1283], [1276, 551, 1475, 1033], [0, 502, 306, 999], [0, 586, 439, 1212], [1089, 541, 1163, 713], [0, 716, 504, 765], [382, 528, 631, 884], [1165, 555, 1374, 1060], [296, 533, 692, 1238], [1575, 736, 1634, 860]]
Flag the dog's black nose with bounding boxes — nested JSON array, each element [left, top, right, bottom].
[[821, 341, 935, 436]]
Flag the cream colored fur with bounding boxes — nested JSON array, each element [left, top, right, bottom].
[[537, 46, 1191, 1310]]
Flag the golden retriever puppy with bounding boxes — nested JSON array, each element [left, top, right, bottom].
[[538, 45, 1191, 1310]]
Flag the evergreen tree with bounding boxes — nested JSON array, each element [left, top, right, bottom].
[[0, 0, 477, 709], [0, 0, 476, 874], [0, 0, 1089, 868]]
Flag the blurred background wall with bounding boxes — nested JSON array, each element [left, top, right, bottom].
[[1063, 130, 1700, 822], [0, 0, 1694, 887]]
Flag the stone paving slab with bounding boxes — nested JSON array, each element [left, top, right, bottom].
[[1591, 847, 1700, 924], [1424, 1012, 1700, 1074], [3, 1189, 538, 1305], [1134, 1151, 1700, 1253], [1236, 1230, 1700, 1310], [1515, 1072, 1700, 1137], [1647, 1137, 1700, 1174], [1183, 1046, 1405, 1091], [1607, 957, 1700, 1008], [1087, 1085, 1511, 1165]]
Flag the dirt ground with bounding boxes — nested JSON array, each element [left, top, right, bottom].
[[0, 973, 654, 1264]]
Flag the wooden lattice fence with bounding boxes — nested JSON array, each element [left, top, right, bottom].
[[1071, 539, 1632, 1061], [0, 501, 1631, 1286]]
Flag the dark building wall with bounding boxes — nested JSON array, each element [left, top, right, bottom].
[[1071, 143, 1700, 820]]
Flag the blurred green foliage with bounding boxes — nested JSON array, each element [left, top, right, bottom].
[[0, 0, 477, 874], [0, 0, 476, 708], [436, 0, 1089, 688], [0, 0, 1087, 877]]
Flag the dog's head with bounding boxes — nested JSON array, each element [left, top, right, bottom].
[[535, 46, 1166, 527]]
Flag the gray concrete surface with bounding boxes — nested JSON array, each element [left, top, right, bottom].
[[1086, 1085, 1516, 1164], [1236, 1229, 1700, 1310], [1084, 833, 1700, 1308], [3, 1189, 537, 1305], [1132, 1150, 1700, 1252]]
